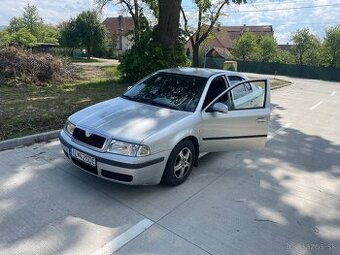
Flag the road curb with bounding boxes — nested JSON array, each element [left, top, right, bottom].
[[0, 130, 61, 151], [271, 82, 292, 90]]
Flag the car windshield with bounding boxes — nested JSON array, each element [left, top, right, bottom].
[[122, 72, 207, 112]]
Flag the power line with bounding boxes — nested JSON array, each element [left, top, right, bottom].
[[182, 0, 340, 9], [234, 3, 340, 13], [182, 3, 340, 13]]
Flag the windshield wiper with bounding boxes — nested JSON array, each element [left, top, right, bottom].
[[122, 95, 179, 110], [148, 100, 179, 110]]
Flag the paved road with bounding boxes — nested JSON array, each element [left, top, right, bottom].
[[1, 77, 339, 255]]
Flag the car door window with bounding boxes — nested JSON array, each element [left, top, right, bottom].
[[202, 76, 228, 109], [222, 80, 266, 110], [227, 75, 244, 86]]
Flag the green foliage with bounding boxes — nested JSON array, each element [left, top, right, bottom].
[[324, 25, 340, 68], [258, 35, 277, 62], [274, 49, 295, 64], [10, 28, 37, 49], [0, 31, 11, 48], [8, 17, 25, 33], [232, 32, 258, 61], [291, 28, 318, 65], [6, 4, 59, 44], [59, 11, 106, 58], [59, 21, 78, 48], [119, 30, 190, 81], [22, 4, 43, 38], [39, 25, 59, 44]]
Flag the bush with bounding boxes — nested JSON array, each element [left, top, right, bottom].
[[119, 31, 190, 82], [0, 47, 75, 86]]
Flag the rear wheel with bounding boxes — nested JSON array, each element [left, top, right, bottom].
[[162, 140, 195, 186]]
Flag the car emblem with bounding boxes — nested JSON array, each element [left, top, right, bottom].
[[85, 130, 92, 137]]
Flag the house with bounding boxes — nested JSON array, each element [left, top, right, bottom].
[[103, 16, 134, 57], [186, 24, 274, 59], [278, 43, 294, 52]]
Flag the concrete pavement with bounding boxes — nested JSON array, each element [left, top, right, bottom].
[[0, 77, 339, 254]]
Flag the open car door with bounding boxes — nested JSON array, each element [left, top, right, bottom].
[[200, 79, 270, 152]]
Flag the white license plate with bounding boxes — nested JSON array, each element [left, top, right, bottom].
[[71, 148, 96, 167]]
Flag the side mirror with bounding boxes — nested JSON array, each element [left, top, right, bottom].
[[212, 102, 228, 113]]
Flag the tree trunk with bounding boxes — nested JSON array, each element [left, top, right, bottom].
[[157, 0, 182, 49], [87, 45, 91, 59], [192, 45, 200, 67]]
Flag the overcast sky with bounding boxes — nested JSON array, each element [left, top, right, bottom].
[[0, 0, 339, 44]]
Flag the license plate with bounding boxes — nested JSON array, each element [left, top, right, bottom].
[[70, 148, 96, 167]]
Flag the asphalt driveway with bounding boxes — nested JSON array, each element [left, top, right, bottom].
[[0, 76, 339, 255]]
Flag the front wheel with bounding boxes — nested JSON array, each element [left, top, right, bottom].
[[162, 140, 195, 186]]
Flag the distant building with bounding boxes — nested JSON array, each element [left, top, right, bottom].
[[103, 16, 134, 57], [278, 43, 294, 52], [186, 24, 274, 59]]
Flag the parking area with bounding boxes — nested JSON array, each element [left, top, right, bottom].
[[0, 77, 339, 255]]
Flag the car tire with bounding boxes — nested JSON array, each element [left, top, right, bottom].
[[162, 140, 195, 186]]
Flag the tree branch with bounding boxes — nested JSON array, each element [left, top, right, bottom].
[[180, 6, 194, 47], [196, 2, 226, 45]]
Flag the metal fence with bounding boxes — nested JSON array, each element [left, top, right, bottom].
[[237, 61, 340, 82], [193, 57, 340, 82]]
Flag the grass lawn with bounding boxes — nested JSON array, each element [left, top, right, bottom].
[[269, 78, 292, 88], [68, 57, 100, 63], [0, 65, 129, 141]]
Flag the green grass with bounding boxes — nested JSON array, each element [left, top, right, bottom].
[[0, 65, 129, 141], [269, 78, 292, 88], [248, 76, 292, 89], [68, 57, 100, 63]]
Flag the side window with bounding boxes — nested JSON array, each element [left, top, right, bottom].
[[222, 81, 266, 110], [202, 76, 227, 109], [227, 76, 244, 86]]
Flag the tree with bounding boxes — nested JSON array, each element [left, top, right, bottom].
[[0, 31, 11, 48], [324, 25, 340, 68], [258, 35, 277, 62], [8, 17, 25, 33], [232, 31, 258, 61], [22, 4, 43, 39], [7, 4, 58, 44], [291, 28, 317, 65], [10, 28, 37, 49], [97, 0, 157, 42], [181, 0, 246, 67], [59, 11, 106, 59], [275, 49, 295, 64], [303, 38, 323, 66], [59, 20, 79, 48], [156, 0, 182, 49]]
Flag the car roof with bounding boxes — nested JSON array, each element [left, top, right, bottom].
[[159, 67, 246, 79]]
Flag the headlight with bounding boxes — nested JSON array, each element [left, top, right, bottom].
[[107, 139, 151, 157], [64, 120, 76, 136]]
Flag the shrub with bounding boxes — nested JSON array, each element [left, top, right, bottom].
[[119, 31, 190, 82], [0, 47, 75, 86]]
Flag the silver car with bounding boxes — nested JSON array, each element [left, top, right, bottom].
[[59, 68, 270, 186]]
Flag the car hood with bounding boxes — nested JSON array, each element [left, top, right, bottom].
[[69, 97, 192, 143]]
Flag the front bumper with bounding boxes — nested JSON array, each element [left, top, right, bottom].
[[59, 130, 169, 185]]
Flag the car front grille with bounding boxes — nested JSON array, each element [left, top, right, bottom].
[[73, 127, 106, 149]]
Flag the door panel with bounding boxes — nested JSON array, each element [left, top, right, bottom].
[[200, 79, 270, 152]]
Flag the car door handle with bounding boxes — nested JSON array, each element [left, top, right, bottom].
[[256, 117, 267, 122]]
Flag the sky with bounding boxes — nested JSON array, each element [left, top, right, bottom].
[[0, 0, 339, 44]]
